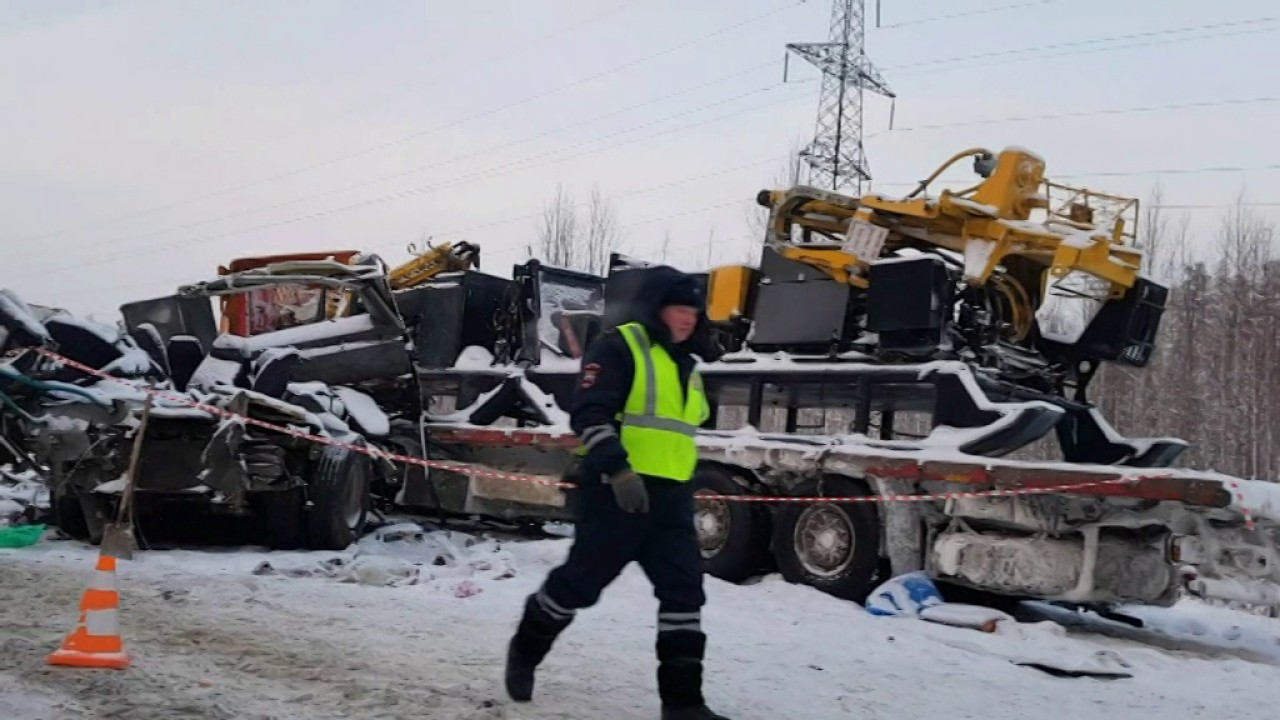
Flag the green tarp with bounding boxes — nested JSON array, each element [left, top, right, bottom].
[[0, 523, 45, 548]]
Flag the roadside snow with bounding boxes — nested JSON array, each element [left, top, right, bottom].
[[2, 528, 1278, 719]]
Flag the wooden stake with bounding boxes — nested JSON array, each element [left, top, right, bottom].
[[101, 384, 153, 560]]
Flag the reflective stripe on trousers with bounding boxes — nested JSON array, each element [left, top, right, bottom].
[[657, 610, 701, 634]]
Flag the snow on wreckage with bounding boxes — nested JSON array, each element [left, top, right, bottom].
[[0, 255, 408, 552], [2, 146, 1280, 621]]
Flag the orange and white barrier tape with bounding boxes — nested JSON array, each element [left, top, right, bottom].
[[21, 347, 1156, 505]]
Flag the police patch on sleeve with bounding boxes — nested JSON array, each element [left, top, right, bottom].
[[580, 362, 601, 388]]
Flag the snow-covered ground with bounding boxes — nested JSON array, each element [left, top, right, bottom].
[[3, 521, 1280, 720]]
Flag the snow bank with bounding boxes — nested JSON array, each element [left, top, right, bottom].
[[1116, 598, 1280, 663]]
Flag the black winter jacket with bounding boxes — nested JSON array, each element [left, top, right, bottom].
[[569, 266, 703, 480]]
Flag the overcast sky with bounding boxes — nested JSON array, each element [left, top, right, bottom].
[[2, 0, 1277, 317]]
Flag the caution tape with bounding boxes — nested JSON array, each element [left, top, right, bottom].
[[14, 347, 1150, 505]]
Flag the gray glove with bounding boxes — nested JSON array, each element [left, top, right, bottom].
[[606, 469, 649, 513]]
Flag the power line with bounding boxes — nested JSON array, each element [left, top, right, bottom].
[[30, 2, 1238, 248], [37, 88, 1275, 255], [46, 197, 1280, 303], [885, 16, 1277, 72], [906, 25, 1280, 77], [1059, 165, 1280, 181], [40, 61, 781, 255], [374, 162, 1280, 240], [871, 163, 1280, 189], [40, 160, 1280, 294], [169, 3, 637, 171], [894, 26, 1278, 78], [875, 1, 1056, 30], [27, 7, 1261, 249], [1152, 202, 1280, 210], [430, 155, 783, 237], [31, 85, 816, 276], [46, 162, 784, 301], [868, 97, 1280, 139], [16, 0, 804, 245]]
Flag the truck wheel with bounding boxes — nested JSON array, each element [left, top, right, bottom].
[[256, 488, 306, 550], [691, 465, 772, 583], [306, 445, 372, 550], [51, 489, 92, 542], [771, 475, 881, 603]]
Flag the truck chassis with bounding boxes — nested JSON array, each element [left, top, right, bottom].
[[409, 355, 1280, 610]]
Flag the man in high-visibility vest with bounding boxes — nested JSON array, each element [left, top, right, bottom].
[[504, 265, 729, 720]]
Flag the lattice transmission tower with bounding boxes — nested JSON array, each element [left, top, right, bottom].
[[786, 0, 895, 195]]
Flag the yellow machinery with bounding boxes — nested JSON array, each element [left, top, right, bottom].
[[388, 240, 481, 291], [708, 146, 1166, 377]]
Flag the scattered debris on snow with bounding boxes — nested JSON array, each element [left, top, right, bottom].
[[0, 466, 47, 526], [248, 522, 518, 592]]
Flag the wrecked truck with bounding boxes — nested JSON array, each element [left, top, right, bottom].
[[0, 258, 423, 550], [5, 236, 1280, 614]]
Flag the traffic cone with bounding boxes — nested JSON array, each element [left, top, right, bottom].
[[47, 552, 130, 669]]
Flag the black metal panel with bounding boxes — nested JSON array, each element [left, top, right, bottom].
[[1054, 405, 1187, 467], [748, 281, 853, 348], [867, 255, 953, 351], [1074, 276, 1169, 367], [120, 295, 218, 350], [391, 284, 434, 326], [411, 271, 513, 369], [758, 246, 830, 283]]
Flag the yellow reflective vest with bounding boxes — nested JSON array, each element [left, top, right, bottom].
[[579, 321, 709, 482]]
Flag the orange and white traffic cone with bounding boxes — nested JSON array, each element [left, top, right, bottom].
[[47, 552, 131, 669]]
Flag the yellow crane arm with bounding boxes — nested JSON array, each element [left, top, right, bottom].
[[387, 241, 481, 290]]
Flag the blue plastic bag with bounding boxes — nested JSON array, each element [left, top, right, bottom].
[[864, 571, 943, 617]]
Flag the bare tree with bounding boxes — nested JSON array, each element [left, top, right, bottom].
[[1090, 188, 1280, 482], [538, 184, 578, 270], [584, 184, 617, 276], [535, 183, 620, 275]]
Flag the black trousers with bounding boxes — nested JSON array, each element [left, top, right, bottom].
[[512, 473, 708, 708]]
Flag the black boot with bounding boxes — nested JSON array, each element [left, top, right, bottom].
[[661, 705, 732, 720], [505, 592, 572, 702], [657, 629, 729, 719]]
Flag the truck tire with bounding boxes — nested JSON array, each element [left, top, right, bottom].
[[306, 445, 372, 550], [771, 475, 881, 603], [51, 489, 92, 542], [256, 488, 306, 550], [691, 465, 772, 583]]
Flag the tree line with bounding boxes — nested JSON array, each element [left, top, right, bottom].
[[1093, 191, 1278, 480]]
